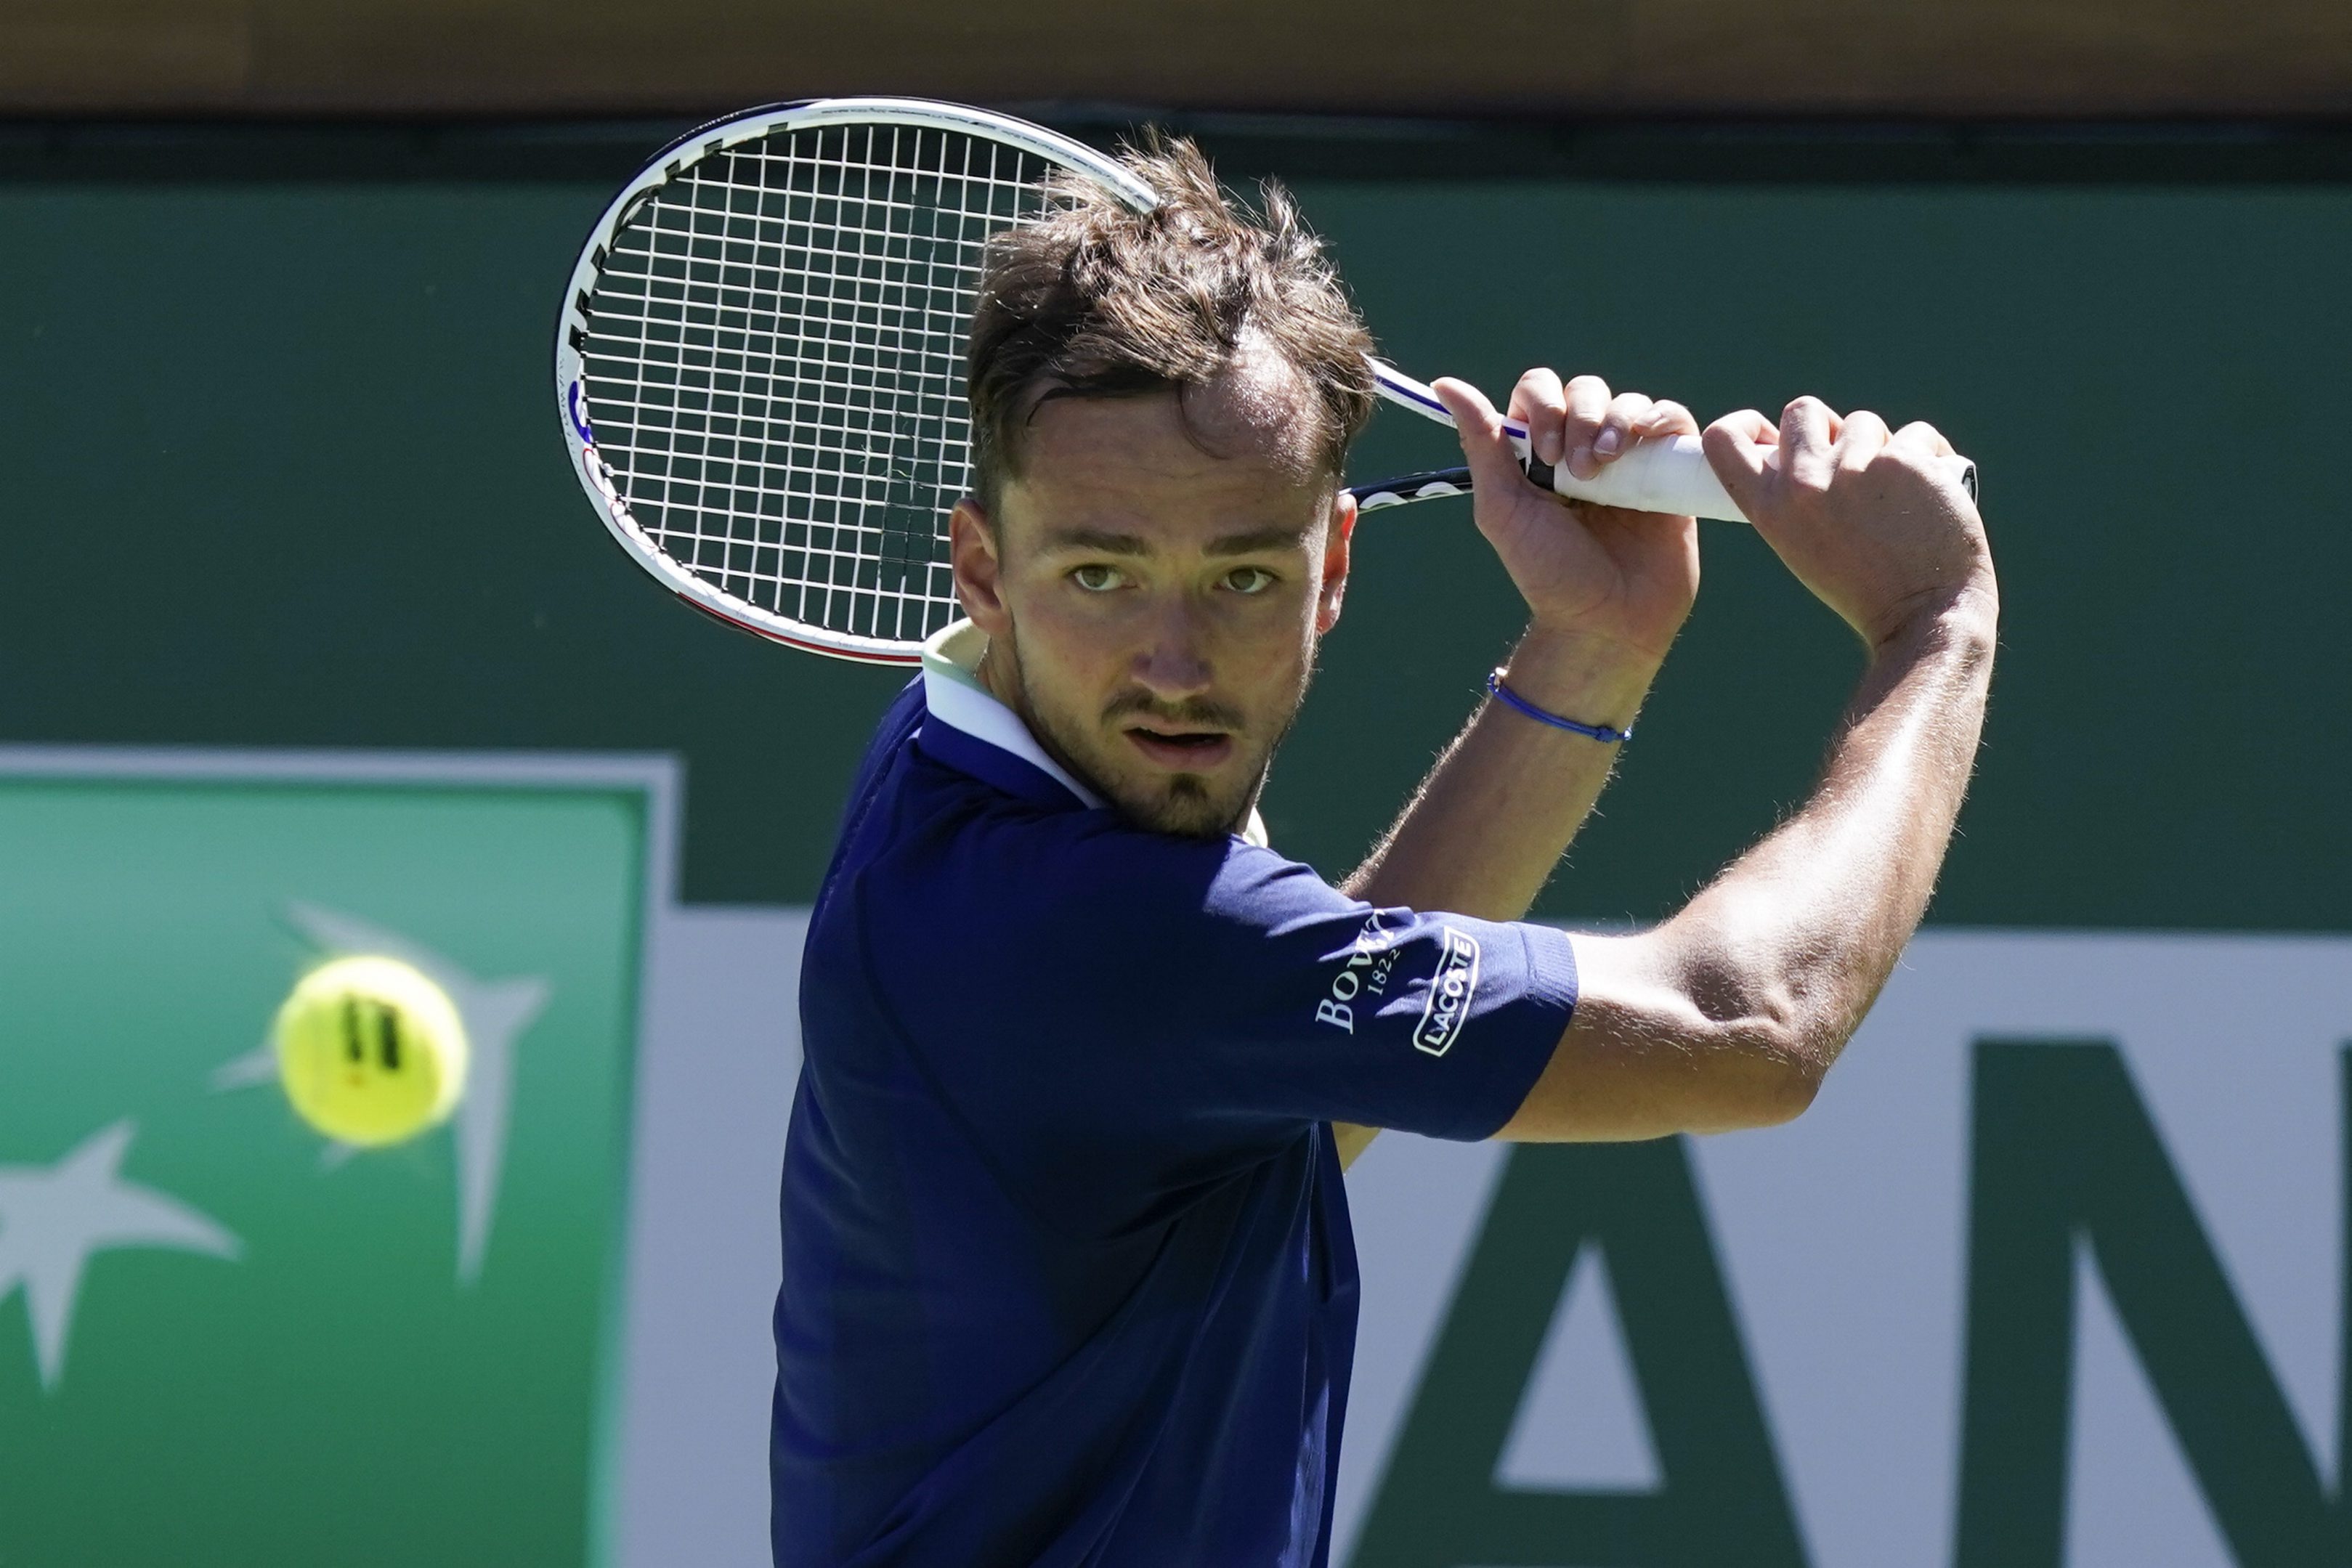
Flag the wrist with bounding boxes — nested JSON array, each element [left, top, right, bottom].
[[1499, 625, 1660, 733], [1868, 578, 2000, 666]]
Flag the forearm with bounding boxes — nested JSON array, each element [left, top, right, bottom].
[[1662, 588, 1998, 1076], [1342, 626, 1660, 922], [1334, 627, 1656, 1170]]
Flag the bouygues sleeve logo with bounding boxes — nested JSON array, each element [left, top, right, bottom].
[[1412, 927, 1483, 1057]]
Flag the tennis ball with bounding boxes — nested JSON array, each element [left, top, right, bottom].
[[274, 956, 469, 1147]]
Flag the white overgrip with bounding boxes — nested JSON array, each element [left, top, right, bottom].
[[1365, 359, 1977, 524], [1546, 434, 1745, 521], [1546, 435, 1979, 522], [1370, 362, 1748, 521]]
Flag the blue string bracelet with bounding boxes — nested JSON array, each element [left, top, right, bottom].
[[1485, 668, 1633, 744]]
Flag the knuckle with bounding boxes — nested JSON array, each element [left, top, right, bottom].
[[1788, 460, 1836, 497], [1883, 442, 1937, 479], [1705, 412, 1761, 452]]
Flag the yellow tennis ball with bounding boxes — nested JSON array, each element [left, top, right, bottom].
[[273, 956, 469, 1147]]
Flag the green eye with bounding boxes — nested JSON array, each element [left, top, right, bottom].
[[1223, 567, 1277, 595], [1071, 564, 1124, 592]]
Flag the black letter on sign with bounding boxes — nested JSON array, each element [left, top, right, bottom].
[[1352, 1140, 1806, 1567], [1952, 1039, 2340, 1568]]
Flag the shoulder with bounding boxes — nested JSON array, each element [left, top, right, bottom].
[[812, 677, 930, 869], [927, 807, 1348, 927], [842, 678, 928, 818], [859, 803, 1360, 981]]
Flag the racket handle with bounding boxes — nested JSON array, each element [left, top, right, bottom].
[[1345, 447, 1746, 518], [1363, 360, 1979, 523], [1538, 434, 1741, 520], [1538, 434, 1979, 522]]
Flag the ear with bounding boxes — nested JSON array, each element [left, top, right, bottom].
[[949, 497, 1011, 637], [1314, 490, 1356, 636]]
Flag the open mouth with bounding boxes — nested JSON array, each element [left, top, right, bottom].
[[1124, 728, 1236, 773]]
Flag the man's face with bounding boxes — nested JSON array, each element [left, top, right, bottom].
[[948, 357, 1353, 837]]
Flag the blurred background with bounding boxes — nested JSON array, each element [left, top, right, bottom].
[[2, 4, 2348, 1565]]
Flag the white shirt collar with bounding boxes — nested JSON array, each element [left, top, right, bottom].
[[921, 621, 1106, 809], [919, 620, 1270, 848]]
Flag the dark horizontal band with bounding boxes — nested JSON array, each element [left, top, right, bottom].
[[1485, 670, 1632, 744]]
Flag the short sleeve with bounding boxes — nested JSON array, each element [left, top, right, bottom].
[[861, 811, 1576, 1225]]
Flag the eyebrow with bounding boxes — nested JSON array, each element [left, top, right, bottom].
[[1037, 524, 1313, 558]]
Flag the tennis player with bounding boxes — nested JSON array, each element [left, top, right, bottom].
[[772, 141, 1995, 1567]]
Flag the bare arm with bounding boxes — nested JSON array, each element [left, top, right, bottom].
[[1330, 627, 1658, 1169], [1499, 599, 1992, 1138], [1331, 372, 1709, 1168], [1500, 398, 1998, 1141], [1342, 625, 1655, 917]]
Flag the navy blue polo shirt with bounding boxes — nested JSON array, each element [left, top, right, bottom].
[[772, 622, 1579, 1567]]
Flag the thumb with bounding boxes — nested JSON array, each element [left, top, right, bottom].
[[1432, 378, 1536, 515], [1703, 409, 1777, 524]]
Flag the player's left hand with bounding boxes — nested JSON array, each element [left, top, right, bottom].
[[1432, 371, 1701, 666]]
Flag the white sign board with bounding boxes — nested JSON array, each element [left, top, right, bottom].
[[619, 927, 2352, 1567]]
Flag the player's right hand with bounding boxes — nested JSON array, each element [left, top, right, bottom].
[[1704, 397, 1995, 651], [1432, 370, 1701, 668]]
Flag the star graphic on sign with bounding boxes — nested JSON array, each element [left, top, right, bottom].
[[0, 1121, 240, 1392], [211, 902, 551, 1285]]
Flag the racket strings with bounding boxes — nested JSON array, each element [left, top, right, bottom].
[[577, 122, 1053, 644]]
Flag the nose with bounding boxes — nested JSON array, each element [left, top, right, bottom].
[[1130, 597, 1214, 703]]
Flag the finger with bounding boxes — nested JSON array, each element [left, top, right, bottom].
[[1836, 408, 1890, 471], [1892, 419, 1957, 458], [1591, 391, 1655, 464], [1562, 374, 1613, 479], [1510, 367, 1570, 467], [1780, 396, 1838, 492], [1703, 409, 1775, 517], [1714, 407, 1780, 446], [1432, 376, 1542, 511], [1631, 399, 1700, 439]]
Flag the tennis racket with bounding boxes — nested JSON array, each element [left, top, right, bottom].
[[556, 96, 1976, 665]]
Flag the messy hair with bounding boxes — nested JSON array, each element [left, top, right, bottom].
[[966, 134, 1377, 514]]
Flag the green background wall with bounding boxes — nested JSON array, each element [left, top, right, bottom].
[[2, 141, 2344, 930], [0, 768, 650, 1567]]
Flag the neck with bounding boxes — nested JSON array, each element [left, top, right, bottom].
[[974, 636, 1023, 715], [975, 635, 1097, 800]]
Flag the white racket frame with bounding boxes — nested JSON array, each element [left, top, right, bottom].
[[556, 97, 1159, 664]]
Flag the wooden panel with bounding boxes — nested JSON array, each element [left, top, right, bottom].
[[0, 0, 2347, 118]]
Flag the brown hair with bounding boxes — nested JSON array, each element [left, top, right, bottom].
[[966, 134, 1377, 514]]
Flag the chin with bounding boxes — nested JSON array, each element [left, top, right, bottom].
[[1106, 772, 1252, 840]]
